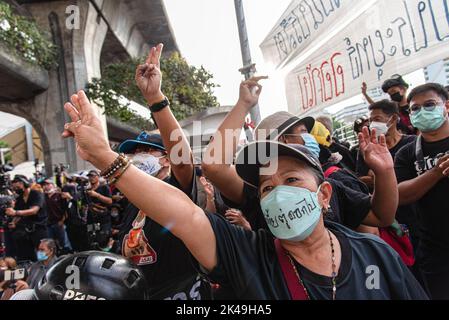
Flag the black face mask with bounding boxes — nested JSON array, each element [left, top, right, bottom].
[[390, 92, 404, 103], [14, 188, 24, 196]]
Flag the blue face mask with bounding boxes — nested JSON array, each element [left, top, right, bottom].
[[411, 105, 447, 133], [301, 133, 320, 159], [37, 251, 48, 262], [260, 185, 322, 242]]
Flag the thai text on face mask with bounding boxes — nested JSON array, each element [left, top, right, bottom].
[[260, 185, 323, 242]]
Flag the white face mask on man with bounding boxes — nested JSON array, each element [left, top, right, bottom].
[[129, 153, 163, 177], [370, 117, 394, 137]]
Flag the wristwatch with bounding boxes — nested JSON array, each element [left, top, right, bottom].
[[148, 97, 170, 113]]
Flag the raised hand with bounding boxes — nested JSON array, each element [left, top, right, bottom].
[[62, 90, 116, 170], [225, 209, 251, 231], [434, 154, 449, 178], [135, 43, 165, 105], [361, 82, 368, 95], [238, 76, 268, 110], [358, 126, 393, 173], [199, 176, 215, 198]]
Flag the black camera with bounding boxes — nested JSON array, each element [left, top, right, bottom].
[[0, 164, 13, 194], [0, 194, 14, 226]]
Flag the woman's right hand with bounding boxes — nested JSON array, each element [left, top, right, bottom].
[[62, 90, 117, 170]]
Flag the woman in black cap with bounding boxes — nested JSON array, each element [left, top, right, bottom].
[[60, 89, 427, 300]]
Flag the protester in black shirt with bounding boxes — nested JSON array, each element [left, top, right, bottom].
[[395, 83, 449, 299], [114, 44, 211, 300], [357, 100, 416, 178], [5, 175, 48, 261], [382, 75, 417, 134], [85, 170, 112, 233], [60, 93, 428, 300], [356, 100, 419, 248], [116, 132, 210, 299], [203, 81, 396, 231], [42, 179, 72, 253]]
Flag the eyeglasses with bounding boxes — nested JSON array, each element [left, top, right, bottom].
[[409, 101, 442, 115]]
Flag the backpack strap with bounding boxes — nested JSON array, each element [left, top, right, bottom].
[[274, 239, 309, 300], [324, 166, 341, 178]]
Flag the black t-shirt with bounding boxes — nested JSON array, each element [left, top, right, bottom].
[[45, 192, 66, 225], [203, 214, 427, 300], [222, 179, 371, 232], [62, 184, 83, 226], [15, 189, 47, 227], [395, 135, 449, 271], [87, 184, 111, 225], [116, 174, 211, 300], [357, 135, 416, 177], [324, 165, 370, 195]]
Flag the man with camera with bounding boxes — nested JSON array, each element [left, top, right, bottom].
[[42, 179, 72, 254], [85, 170, 113, 240], [5, 175, 48, 262]]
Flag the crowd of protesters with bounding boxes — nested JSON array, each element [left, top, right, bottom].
[[1, 43, 449, 300]]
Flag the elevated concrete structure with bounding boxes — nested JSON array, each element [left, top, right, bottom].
[[0, 0, 178, 175]]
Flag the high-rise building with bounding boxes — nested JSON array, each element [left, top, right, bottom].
[[424, 58, 449, 86]]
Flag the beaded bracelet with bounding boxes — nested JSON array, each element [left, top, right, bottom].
[[109, 161, 132, 186], [100, 154, 129, 180]]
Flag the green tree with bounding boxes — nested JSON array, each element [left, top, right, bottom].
[[0, 140, 12, 163], [86, 52, 219, 130], [0, 2, 57, 69]]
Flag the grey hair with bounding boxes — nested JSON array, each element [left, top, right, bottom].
[[40, 238, 57, 254]]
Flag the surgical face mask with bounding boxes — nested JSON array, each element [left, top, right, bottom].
[[300, 133, 320, 159], [411, 105, 447, 133], [130, 153, 163, 177], [260, 185, 322, 242], [37, 250, 48, 262], [390, 92, 404, 103], [370, 119, 391, 137]]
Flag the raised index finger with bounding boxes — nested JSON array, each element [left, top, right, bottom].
[[249, 76, 269, 82], [154, 43, 163, 68]]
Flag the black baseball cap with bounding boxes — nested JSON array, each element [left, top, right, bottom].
[[235, 141, 324, 188], [118, 132, 166, 154], [382, 74, 409, 93]]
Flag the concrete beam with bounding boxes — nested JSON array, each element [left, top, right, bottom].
[[0, 43, 49, 101]]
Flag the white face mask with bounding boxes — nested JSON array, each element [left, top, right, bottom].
[[130, 153, 163, 177]]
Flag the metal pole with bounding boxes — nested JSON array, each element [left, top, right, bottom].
[[234, 0, 261, 127]]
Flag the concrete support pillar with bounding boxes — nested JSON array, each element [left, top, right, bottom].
[[21, 0, 109, 174]]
